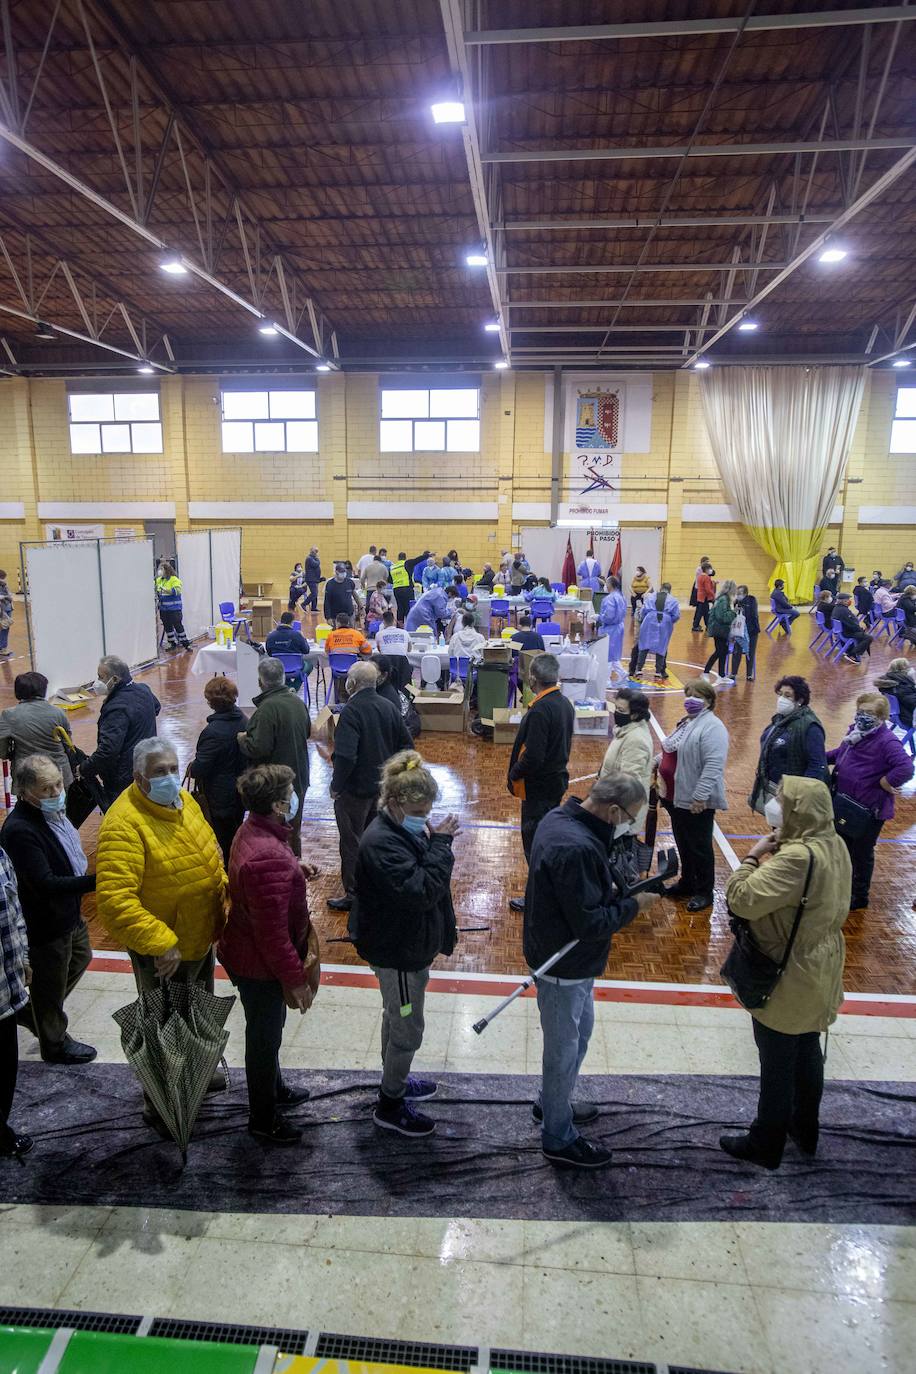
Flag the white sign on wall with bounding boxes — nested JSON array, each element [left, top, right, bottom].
[[44, 523, 105, 542], [544, 372, 654, 521]]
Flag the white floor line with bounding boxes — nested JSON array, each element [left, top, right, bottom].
[[648, 708, 740, 871]]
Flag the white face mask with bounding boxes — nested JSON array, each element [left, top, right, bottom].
[[775, 695, 794, 715], [613, 821, 631, 839], [92, 677, 110, 696], [764, 796, 783, 829]]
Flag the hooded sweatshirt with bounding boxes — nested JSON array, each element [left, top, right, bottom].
[[725, 776, 850, 1034]]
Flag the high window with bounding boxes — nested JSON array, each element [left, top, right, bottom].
[[890, 387, 916, 453], [220, 389, 318, 453], [379, 387, 480, 452], [68, 392, 162, 454]]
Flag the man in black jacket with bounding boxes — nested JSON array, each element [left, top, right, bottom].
[[524, 773, 659, 1169], [323, 564, 357, 623], [327, 661, 413, 911], [507, 653, 574, 912], [81, 655, 160, 807], [833, 593, 873, 663], [821, 546, 845, 579], [304, 547, 323, 612], [0, 754, 96, 1063]]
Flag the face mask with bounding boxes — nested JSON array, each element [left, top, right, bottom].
[[613, 822, 630, 839], [282, 789, 299, 824], [39, 790, 67, 814], [92, 677, 110, 696], [147, 773, 181, 806], [684, 697, 705, 716], [854, 711, 879, 734], [402, 814, 428, 836], [613, 711, 630, 728], [763, 796, 783, 829], [775, 695, 795, 715]]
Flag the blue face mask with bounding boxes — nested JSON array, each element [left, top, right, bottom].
[[147, 773, 181, 806], [39, 790, 67, 814], [402, 814, 428, 836], [283, 789, 299, 824]]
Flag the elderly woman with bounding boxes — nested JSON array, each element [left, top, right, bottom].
[[827, 692, 913, 911], [875, 658, 916, 729], [662, 678, 729, 912], [600, 689, 653, 831], [219, 764, 317, 1146], [350, 750, 458, 1139], [721, 776, 850, 1169], [749, 676, 827, 816], [189, 675, 248, 864], [0, 673, 73, 792]]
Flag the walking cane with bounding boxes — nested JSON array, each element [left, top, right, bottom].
[[471, 849, 680, 1036]]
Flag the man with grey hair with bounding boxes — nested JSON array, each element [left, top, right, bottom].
[[237, 656, 311, 855], [524, 771, 660, 1170], [326, 660, 412, 911], [80, 654, 159, 807], [507, 652, 575, 912], [96, 737, 226, 1131]]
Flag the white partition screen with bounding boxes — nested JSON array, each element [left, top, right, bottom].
[[176, 528, 242, 638], [25, 542, 105, 694], [99, 540, 158, 669], [209, 528, 242, 622]]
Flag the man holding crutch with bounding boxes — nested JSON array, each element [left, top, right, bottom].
[[524, 772, 660, 1169]]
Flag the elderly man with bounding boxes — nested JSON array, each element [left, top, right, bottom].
[[96, 737, 227, 1129], [525, 772, 659, 1169], [238, 656, 311, 855], [0, 754, 96, 1064], [327, 661, 412, 912], [81, 655, 160, 806]]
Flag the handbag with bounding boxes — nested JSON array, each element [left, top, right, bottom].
[[182, 764, 211, 823], [284, 924, 321, 1011], [728, 610, 747, 640], [720, 849, 814, 1010], [832, 791, 876, 839]]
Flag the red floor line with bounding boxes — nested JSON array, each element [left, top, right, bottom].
[[86, 955, 916, 1018]]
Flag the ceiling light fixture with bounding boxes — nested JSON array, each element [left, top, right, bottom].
[[316, 363, 331, 372], [159, 258, 187, 276], [258, 323, 279, 336], [137, 364, 155, 374], [465, 252, 488, 268], [34, 322, 56, 340], [494, 359, 509, 370], [693, 359, 711, 369], [738, 319, 759, 332], [818, 245, 847, 264], [431, 100, 466, 125], [893, 358, 912, 368], [484, 320, 501, 333]]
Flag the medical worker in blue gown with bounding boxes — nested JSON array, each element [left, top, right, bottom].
[[598, 576, 627, 680], [634, 584, 680, 681]]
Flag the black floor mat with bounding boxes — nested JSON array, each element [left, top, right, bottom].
[[4, 1064, 915, 1224]]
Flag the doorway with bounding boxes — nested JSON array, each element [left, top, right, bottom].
[[144, 520, 177, 566]]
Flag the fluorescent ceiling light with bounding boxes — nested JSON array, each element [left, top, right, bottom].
[[893, 359, 912, 368], [738, 319, 758, 332], [818, 247, 847, 264], [34, 322, 56, 340], [494, 360, 509, 370], [137, 365, 154, 374], [316, 363, 331, 372], [258, 323, 279, 336], [693, 360, 711, 369], [159, 258, 187, 276], [484, 321, 501, 332], [465, 252, 488, 267], [431, 101, 466, 124]]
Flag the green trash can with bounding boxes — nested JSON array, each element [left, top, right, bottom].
[[60, 1330, 263, 1374], [476, 662, 510, 724], [0, 1325, 56, 1374]]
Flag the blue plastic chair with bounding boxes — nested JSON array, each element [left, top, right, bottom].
[[828, 625, 858, 662], [808, 610, 831, 653], [885, 692, 916, 756], [529, 597, 555, 627], [218, 600, 251, 642], [270, 650, 310, 706], [328, 650, 358, 703], [539, 620, 562, 637], [888, 609, 907, 646], [367, 618, 381, 637], [489, 598, 510, 630], [449, 654, 471, 686], [550, 582, 567, 595], [766, 598, 795, 638], [876, 608, 899, 640]]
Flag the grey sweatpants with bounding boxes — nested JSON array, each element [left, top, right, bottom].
[[372, 965, 429, 1098]]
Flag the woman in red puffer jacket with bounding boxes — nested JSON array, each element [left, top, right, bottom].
[[219, 763, 318, 1146]]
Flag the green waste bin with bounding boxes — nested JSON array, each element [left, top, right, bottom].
[[59, 1331, 263, 1374], [0, 1325, 55, 1374]]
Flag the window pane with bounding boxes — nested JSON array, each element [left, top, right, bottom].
[[69, 393, 114, 422], [131, 422, 163, 453], [101, 423, 132, 453], [254, 421, 286, 451], [285, 420, 318, 452], [430, 388, 478, 418], [269, 390, 315, 419], [895, 387, 916, 419], [447, 418, 481, 452], [890, 419, 916, 453], [381, 389, 429, 419], [221, 420, 254, 452], [69, 423, 101, 454], [222, 390, 269, 420], [114, 392, 159, 421], [414, 420, 445, 450], [379, 419, 414, 451]]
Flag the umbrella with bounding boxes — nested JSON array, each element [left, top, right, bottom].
[[113, 978, 235, 1162], [643, 780, 659, 854], [54, 725, 107, 828]]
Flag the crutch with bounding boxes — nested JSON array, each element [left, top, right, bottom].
[[472, 848, 680, 1036]]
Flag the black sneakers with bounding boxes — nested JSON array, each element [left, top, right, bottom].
[[542, 1136, 612, 1169], [0, 1132, 33, 1164], [373, 1095, 436, 1137], [719, 1133, 780, 1170], [42, 1037, 97, 1065], [249, 1118, 303, 1146], [277, 1083, 311, 1108], [327, 895, 353, 911], [533, 1101, 599, 1126], [404, 1076, 437, 1101]]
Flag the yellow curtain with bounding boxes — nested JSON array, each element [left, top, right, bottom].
[[745, 525, 821, 603]]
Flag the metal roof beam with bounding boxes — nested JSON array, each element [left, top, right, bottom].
[[501, 262, 789, 275], [498, 214, 837, 231], [483, 137, 913, 165], [509, 299, 751, 308], [465, 7, 916, 45], [511, 324, 698, 333]]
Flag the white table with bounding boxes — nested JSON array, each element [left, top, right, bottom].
[[189, 640, 261, 707]]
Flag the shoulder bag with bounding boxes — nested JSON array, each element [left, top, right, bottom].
[[720, 849, 814, 1010], [829, 759, 878, 839]]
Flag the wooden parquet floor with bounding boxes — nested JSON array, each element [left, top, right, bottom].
[[2, 607, 914, 994]]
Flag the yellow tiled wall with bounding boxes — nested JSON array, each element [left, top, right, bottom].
[[0, 368, 912, 598]]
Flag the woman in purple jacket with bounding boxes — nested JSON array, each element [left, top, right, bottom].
[[827, 692, 913, 911]]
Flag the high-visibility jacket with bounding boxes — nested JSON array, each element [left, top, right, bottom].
[[155, 574, 183, 612], [390, 559, 409, 589]]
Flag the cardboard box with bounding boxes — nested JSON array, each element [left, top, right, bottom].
[[249, 599, 274, 638], [312, 704, 337, 745], [568, 618, 585, 643], [492, 706, 526, 744], [413, 687, 467, 733], [483, 642, 512, 664], [573, 706, 610, 737]]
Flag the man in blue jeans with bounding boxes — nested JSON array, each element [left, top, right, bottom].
[[523, 773, 660, 1169]]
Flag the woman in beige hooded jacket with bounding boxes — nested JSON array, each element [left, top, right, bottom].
[[721, 775, 850, 1169]]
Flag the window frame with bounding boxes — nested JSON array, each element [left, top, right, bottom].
[[219, 386, 318, 453], [67, 390, 163, 455], [890, 386, 916, 454], [377, 385, 480, 452]]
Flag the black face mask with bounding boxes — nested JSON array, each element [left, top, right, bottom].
[[613, 711, 630, 728]]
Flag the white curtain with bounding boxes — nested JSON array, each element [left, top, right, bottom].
[[698, 366, 865, 600]]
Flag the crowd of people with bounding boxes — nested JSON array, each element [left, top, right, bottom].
[[1, 536, 914, 1175]]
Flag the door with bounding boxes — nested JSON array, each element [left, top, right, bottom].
[[144, 520, 177, 567]]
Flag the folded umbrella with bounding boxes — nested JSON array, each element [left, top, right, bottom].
[[54, 725, 107, 828], [113, 978, 235, 1162]]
